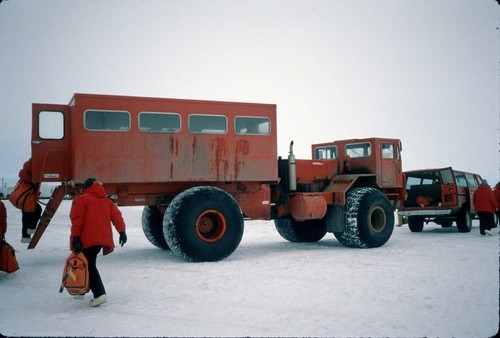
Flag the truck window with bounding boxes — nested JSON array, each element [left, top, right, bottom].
[[84, 110, 130, 131], [39, 110, 64, 139], [314, 146, 337, 160], [188, 114, 227, 134], [382, 143, 394, 159], [346, 142, 371, 158], [139, 112, 181, 133], [234, 116, 270, 135]]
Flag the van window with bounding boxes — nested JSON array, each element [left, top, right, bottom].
[[39, 110, 64, 139], [465, 173, 479, 188], [189, 114, 227, 134], [346, 142, 371, 158], [440, 169, 455, 185], [455, 173, 468, 188], [234, 116, 270, 135], [314, 146, 337, 160], [139, 112, 180, 133], [406, 172, 439, 189], [84, 110, 130, 131]]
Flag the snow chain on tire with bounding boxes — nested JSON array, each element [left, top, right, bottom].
[[334, 187, 394, 248]]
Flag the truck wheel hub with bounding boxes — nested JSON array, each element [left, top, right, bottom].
[[195, 210, 227, 242], [370, 207, 386, 233]]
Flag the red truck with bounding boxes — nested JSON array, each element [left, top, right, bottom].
[[28, 93, 405, 261]]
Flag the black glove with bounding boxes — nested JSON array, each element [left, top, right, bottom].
[[72, 236, 82, 253], [119, 232, 127, 247]]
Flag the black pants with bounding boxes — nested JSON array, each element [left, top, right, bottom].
[[477, 212, 495, 235], [82, 246, 106, 298], [21, 203, 42, 237]]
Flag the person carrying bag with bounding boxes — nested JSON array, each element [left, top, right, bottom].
[[8, 180, 40, 213], [10, 158, 42, 243], [0, 200, 20, 273], [69, 178, 127, 307]]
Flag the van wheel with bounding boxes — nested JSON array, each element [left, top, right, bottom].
[[408, 216, 424, 232], [274, 217, 327, 242], [334, 187, 394, 248], [142, 206, 170, 250], [456, 209, 472, 233], [440, 220, 453, 228], [163, 186, 244, 262]]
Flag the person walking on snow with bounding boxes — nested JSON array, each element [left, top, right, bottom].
[[494, 182, 500, 228], [18, 158, 42, 243], [472, 179, 497, 236], [1, 200, 7, 243], [70, 178, 127, 307]]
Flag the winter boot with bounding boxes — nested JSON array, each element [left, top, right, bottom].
[[89, 294, 107, 307]]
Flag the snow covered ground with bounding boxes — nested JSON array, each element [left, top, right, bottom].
[[1, 200, 498, 337]]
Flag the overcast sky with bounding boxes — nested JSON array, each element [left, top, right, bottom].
[[0, 0, 498, 185]]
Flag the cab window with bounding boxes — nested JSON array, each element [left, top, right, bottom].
[[346, 142, 371, 158], [382, 143, 394, 159], [314, 146, 337, 160]]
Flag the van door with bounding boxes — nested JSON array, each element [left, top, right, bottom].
[[31, 104, 70, 183], [439, 167, 457, 207], [465, 173, 481, 214]]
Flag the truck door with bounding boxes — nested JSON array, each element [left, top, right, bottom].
[[381, 141, 402, 187], [439, 167, 457, 207], [31, 104, 70, 183]]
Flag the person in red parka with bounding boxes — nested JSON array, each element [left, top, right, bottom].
[[0, 200, 7, 243], [18, 158, 42, 243], [70, 178, 127, 307], [473, 180, 497, 236], [494, 182, 500, 228]]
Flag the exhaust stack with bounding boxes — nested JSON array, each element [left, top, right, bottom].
[[288, 140, 296, 192]]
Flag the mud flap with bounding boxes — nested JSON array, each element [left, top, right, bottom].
[[28, 185, 67, 249]]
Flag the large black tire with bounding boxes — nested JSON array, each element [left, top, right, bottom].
[[334, 187, 394, 248], [163, 186, 244, 262], [274, 218, 327, 243], [408, 216, 424, 232], [142, 206, 170, 250], [456, 208, 472, 233]]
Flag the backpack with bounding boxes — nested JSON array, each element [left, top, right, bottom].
[[59, 251, 90, 295]]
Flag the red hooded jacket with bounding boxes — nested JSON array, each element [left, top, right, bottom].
[[18, 159, 33, 184], [0, 201, 6, 242], [70, 182, 126, 255], [473, 183, 497, 214], [495, 185, 500, 211]]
